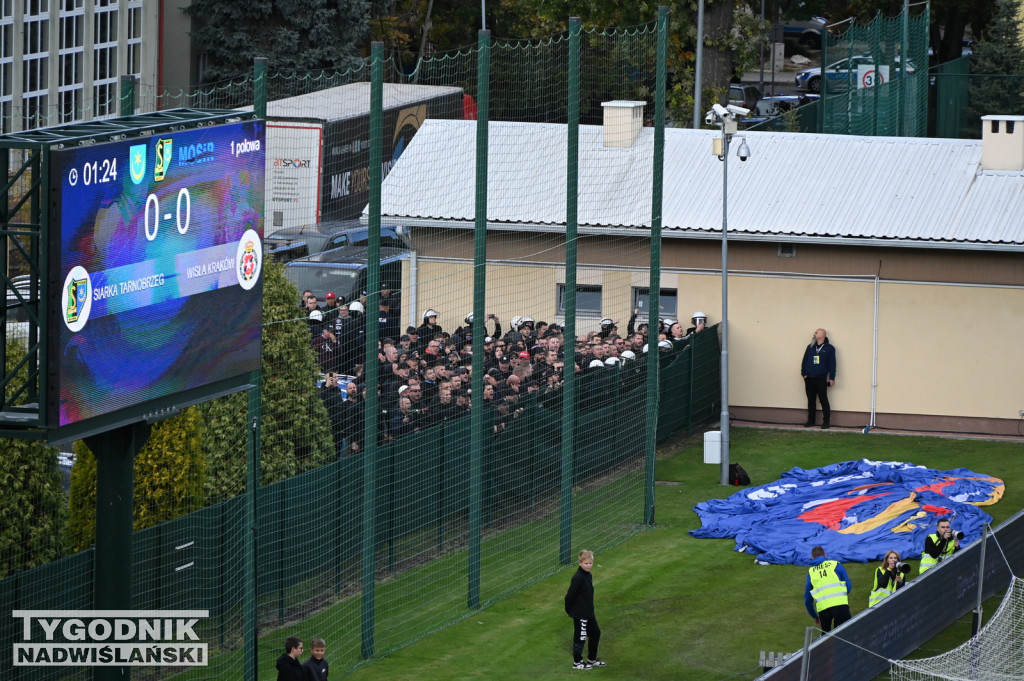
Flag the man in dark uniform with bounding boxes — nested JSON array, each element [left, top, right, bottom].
[[800, 328, 837, 429]]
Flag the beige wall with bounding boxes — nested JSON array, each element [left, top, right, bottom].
[[406, 251, 1024, 426], [714, 275, 877, 414], [876, 282, 1024, 419]]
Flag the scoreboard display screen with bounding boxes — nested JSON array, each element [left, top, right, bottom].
[[49, 119, 266, 430]]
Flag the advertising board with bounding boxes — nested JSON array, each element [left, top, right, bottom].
[[48, 119, 266, 432]]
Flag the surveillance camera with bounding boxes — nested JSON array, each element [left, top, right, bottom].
[[727, 104, 751, 117], [736, 138, 751, 162], [712, 103, 730, 119], [705, 111, 716, 125]]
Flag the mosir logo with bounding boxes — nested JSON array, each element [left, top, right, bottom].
[[12, 610, 209, 667], [231, 138, 261, 157]]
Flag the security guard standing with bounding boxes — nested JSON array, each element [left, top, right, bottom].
[[804, 546, 852, 632], [920, 516, 961, 574]]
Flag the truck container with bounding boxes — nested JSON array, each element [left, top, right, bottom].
[[253, 83, 467, 234]]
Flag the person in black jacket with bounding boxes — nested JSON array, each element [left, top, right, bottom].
[[800, 328, 837, 429], [302, 636, 329, 681], [275, 636, 303, 681], [564, 549, 606, 670]]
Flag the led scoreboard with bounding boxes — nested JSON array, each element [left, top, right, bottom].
[[48, 119, 266, 431]]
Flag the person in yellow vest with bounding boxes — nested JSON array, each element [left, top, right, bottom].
[[869, 550, 908, 607], [920, 516, 961, 574], [804, 546, 852, 632]]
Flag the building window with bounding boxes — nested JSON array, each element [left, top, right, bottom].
[[557, 284, 603, 316], [632, 287, 677, 319], [778, 244, 796, 258]]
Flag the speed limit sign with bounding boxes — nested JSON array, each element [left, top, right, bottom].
[[857, 64, 890, 89]]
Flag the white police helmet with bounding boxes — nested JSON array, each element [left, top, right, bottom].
[[510, 315, 523, 330], [349, 301, 365, 314], [604, 357, 620, 366], [308, 310, 323, 322], [691, 311, 707, 325], [588, 359, 605, 369], [465, 312, 473, 325], [620, 350, 636, 361], [423, 309, 439, 321], [659, 339, 673, 350], [600, 318, 613, 329]]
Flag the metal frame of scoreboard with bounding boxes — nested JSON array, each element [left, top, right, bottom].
[[0, 108, 265, 445]]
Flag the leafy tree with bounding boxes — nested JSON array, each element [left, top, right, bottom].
[[65, 409, 205, 553], [0, 341, 67, 577], [965, 0, 1024, 133], [186, 0, 371, 83], [201, 257, 333, 503]]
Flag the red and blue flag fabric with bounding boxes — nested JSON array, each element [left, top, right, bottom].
[[690, 460, 1003, 566]]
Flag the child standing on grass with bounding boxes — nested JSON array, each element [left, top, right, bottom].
[[303, 636, 329, 681], [564, 549, 605, 670]]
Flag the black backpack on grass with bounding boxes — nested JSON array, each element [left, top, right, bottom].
[[729, 463, 750, 486]]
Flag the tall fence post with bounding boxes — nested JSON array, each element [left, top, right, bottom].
[[361, 41, 385, 659], [468, 27, 490, 609], [119, 74, 135, 117], [253, 58, 268, 120], [973, 523, 989, 634], [560, 16, 581, 564], [644, 6, 668, 526]]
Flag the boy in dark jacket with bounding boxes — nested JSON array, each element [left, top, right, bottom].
[[564, 549, 605, 669], [302, 636, 329, 681], [275, 636, 303, 681]]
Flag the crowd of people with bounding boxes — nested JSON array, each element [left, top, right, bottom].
[[299, 288, 712, 455]]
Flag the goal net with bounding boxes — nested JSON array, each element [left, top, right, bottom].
[[889, 576, 1024, 681]]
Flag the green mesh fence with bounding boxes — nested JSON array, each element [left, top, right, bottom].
[[0, 13, 730, 680], [819, 6, 930, 137]]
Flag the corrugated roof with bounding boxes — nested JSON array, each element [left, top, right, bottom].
[[245, 83, 463, 122], [375, 119, 1024, 249]]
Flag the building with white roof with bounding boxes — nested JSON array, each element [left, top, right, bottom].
[[370, 114, 1024, 434]]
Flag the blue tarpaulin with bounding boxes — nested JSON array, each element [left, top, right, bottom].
[[690, 460, 1003, 566]]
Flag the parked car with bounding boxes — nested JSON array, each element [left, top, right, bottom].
[[264, 219, 405, 262], [795, 52, 917, 93], [928, 39, 974, 61], [781, 16, 830, 49], [283, 246, 409, 305], [728, 84, 818, 118], [728, 84, 763, 112]]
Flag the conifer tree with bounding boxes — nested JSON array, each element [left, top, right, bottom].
[[186, 0, 370, 83], [965, 0, 1024, 134]]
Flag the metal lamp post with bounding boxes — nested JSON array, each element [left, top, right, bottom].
[[707, 105, 750, 485]]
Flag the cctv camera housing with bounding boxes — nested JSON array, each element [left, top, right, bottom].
[[712, 103, 730, 118], [727, 104, 751, 117]]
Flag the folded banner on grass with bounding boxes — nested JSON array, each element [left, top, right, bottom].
[[690, 459, 1003, 566]]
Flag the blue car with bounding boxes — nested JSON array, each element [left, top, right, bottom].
[[795, 52, 917, 93]]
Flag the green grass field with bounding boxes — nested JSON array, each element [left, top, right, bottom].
[[292, 427, 1024, 681]]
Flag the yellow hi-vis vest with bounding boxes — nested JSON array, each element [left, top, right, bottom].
[[919, 533, 956, 573], [809, 560, 849, 613], [868, 568, 897, 607]]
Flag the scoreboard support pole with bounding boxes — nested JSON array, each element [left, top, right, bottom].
[[85, 421, 151, 681]]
